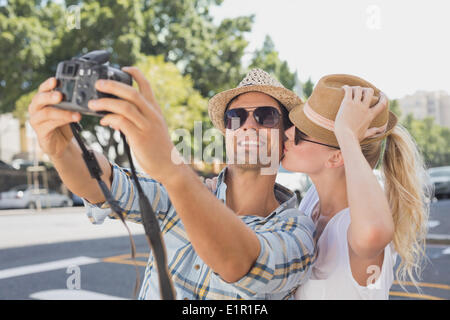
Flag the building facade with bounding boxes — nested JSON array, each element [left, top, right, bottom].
[[0, 113, 45, 163], [398, 91, 450, 128]]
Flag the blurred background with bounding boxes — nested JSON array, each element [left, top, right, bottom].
[[0, 0, 449, 198], [0, 0, 449, 300], [0, 0, 449, 192]]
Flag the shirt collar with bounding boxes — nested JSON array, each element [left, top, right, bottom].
[[215, 167, 297, 219]]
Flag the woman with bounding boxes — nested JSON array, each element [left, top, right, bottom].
[[282, 74, 431, 299]]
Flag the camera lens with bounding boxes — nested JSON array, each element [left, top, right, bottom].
[[76, 91, 86, 105]]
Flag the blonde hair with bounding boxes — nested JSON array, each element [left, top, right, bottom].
[[361, 124, 432, 290]]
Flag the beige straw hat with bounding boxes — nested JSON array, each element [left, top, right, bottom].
[[289, 74, 398, 148], [208, 68, 303, 134]]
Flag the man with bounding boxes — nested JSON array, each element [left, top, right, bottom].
[[28, 68, 315, 299]]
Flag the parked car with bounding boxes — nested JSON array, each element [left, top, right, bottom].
[[276, 166, 312, 204], [10, 159, 53, 171], [0, 160, 14, 170], [0, 185, 73, 209], [428, 166, 450, 199]]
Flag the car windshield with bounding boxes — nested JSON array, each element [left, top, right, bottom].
[[429, 168, 450, 177], [10, 185, 28, 192]]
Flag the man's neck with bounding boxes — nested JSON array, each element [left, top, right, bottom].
[[225, 165, 280, 217]]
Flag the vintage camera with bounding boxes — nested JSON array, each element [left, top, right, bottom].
[[53, 50, 132, 117]]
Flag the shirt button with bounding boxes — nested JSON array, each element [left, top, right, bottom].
[[194, 264, 200, 270]]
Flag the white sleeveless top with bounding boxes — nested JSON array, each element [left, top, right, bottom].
[[295, 184, 397, 300]]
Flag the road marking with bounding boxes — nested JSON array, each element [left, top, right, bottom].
[[30, 289, 128, 300], [102, 253, 149, 267], [428, 220, 440, 228], [442, 247, 450, 255], [393, 280, 450, 291], [389, 291, 444, 300], [0, 256, 100, 280]]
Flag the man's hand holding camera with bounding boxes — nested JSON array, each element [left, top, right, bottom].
[[89, 66, 184, 186], [29, 77, 81, 160]]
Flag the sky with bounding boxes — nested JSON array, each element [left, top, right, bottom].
[[210, 0, 450, 100]]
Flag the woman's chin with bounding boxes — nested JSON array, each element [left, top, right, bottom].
[[280, 157, 294, 172], [281, 152, 305, 173]]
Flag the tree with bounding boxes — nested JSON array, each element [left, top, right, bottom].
[[249, 35, 296, 90], [1, 0, 255, 166], [402, 114, 450, 168], [0, 0, 56, 113], [0, 0, 254, 113], [13, 89, 36, 154], [136, 55, 209, 134], [302, 77, 314, 99], [389, 99, 402, 118]]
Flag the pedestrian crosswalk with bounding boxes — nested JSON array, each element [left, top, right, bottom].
[[0, 256, 100, 280], [29, 289, 127, 300]]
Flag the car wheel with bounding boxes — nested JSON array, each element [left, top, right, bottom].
[[61, 200, 70, 207], [27, 202, 36, 210]]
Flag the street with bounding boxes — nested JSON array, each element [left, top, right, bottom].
[[0, 200, 449, 300]]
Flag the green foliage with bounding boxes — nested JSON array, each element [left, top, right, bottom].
[[136, 55, 209, 134], [402, 114, 450, 167], [0, 1, 56, 113], [249, 35, 295, 90], [302, 77, 314, 99], [389, 99, 402, 118], [0, 0, 254, 165], [0, 0, 253, 114], [12, 89, 35, 123]]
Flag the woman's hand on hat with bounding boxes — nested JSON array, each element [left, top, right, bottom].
[[334, 85, 388, 143]]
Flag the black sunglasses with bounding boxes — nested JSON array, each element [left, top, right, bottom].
[[224, 106, 281, 130], [295, 128, 340, 150]]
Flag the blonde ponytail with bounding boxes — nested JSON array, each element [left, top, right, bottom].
[[361, 124, 432, 290], [381, 124, 432, 288]]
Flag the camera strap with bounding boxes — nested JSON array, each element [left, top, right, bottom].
[[69, 122, 175, 300]]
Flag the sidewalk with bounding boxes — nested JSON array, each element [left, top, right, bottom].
[[0, 207, 145, 250]]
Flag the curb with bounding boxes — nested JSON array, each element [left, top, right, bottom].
[[426, 234, 450, 245]]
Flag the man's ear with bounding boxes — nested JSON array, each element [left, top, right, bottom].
[[325, 150, 344, 169]]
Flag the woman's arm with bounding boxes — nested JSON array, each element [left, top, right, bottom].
[[335, 86, 394, 259]]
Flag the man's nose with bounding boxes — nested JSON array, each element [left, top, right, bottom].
[[240, 111, 259, 131], [284, 125, 295, 140]]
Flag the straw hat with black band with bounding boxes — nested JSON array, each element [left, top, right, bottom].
[[289, 74, 398, 149], [208, 68, 304, 134]]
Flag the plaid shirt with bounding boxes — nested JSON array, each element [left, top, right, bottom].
[[82, 163, 316, 300]]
